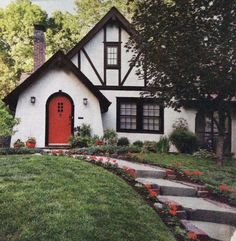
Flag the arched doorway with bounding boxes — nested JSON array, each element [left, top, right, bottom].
[[46, 92, 74, 146], [195, 112, 231, 155]]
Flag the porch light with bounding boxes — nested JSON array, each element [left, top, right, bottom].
[[31, 96, 36, 104], [83, 98, 88, 105]]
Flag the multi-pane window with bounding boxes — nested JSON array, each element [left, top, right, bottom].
[[117, 98, 164, 133], [120, 103, 137, 130], [143, 103, 160, 131], [105, 44, 120, 68]]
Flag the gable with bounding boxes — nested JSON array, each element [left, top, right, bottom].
[[4, 51, 111, 112], [68, 7, 145, 89]]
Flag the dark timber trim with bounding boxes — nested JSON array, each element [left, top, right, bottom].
[[78, 51, 81, 70], [103, 27, 107, 85], [45, 91, 74, 147], [67, 7, 137, 59], [118, 26, 122, 85], [82, 48, 104, 85], [116, 97, 164, 134], [95, 85, 146, 91], [4, 50, 111, 112], [121, 52, 141, 86]]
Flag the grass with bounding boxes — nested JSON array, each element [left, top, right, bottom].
[[0, 155, 175, 241], [132, 152, 236, 203]]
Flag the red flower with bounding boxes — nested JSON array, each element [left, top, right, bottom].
[[187, 231, 197, 240], [124, 167, 136, 178], [192, 170, 203, 176], [175, 162, 181, 167], [219, 184, 231, 192], [184, 170, 192, 176], [144, 184, 152, 190], [95, 140, 104, 146], [90, 156, 97, 160], [168, 203, 178, 216], [149, 189, 158, 198]]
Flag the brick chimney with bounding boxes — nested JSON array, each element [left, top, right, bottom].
[[34, 24, 46, 71]]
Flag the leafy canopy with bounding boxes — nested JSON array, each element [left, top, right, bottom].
[[130, 0, 236, 113]]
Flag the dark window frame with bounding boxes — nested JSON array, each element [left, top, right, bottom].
[[116, 97, 164, 134], [104, 42, 121, 69]]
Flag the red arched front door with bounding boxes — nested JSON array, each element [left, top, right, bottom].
[[47, 94, 73, 146]]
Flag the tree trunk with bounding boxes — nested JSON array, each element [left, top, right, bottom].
[[216, 134, 224, 166]]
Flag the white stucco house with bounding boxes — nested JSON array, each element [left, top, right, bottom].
[[3, 7, 235, 154]]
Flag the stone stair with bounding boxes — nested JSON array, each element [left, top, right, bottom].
[[112, 158, 236, 241], [45, 152, 236, 241]]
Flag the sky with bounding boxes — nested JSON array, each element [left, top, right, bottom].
[[0, 0, 76, 16]]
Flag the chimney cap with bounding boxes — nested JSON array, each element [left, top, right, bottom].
[[34, 24, 46, 32]]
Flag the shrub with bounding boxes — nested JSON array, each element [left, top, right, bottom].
[[74, 124, 92, 137], [172, 118, 188, 130], [143, 141, 158, 153], [117, 137, 130, 146], [103, 129, 118, 145], [193, 149, 216, 160], [170, 128, 198, 154], [133, 140, 143, 147], [157, 136, 170, 153], [0, 148, 41, 155], [70, 136, 91, 148], [13, 139, 25, 148]]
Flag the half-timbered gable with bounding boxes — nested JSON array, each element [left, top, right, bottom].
[[68, 7, 144, 88]]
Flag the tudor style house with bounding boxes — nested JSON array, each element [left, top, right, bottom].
[[4, 7, 235, 154]]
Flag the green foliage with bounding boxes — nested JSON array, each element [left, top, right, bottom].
[[75, 124, 92, 137], [75, 0, 137, 36], [70, 136, 91, 148], [193, 149, 216, 160], [13, 139, 25, 148], [143, 141, 157, 153], [129, 0, 236, 161], [46, 11, 82, 54], [0, 100, 18, 136], [0, 0, 47, 73], [170, 128, 198, 154], [117, 137, 130, 146], [133, 140, 143, 148], [0, 147, 41, 155], [157, 136, 170, 153], [103, 129, 118, 145]]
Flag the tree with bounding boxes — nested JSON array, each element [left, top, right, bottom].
[[75, 0, 137, 36], [0, 0, 47, 74], [46, 11, 82, 55], [0, 100, 18, 136], [129, 0, 236, 164]]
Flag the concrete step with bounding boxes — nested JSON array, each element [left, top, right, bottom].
[[158, 196, 236, 226], [136, 178, 197, 197], [181, 220, 236, 241], [112, 159, 167, 178]]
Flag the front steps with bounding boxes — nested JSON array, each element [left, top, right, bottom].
[[45, 152, 236, 241]]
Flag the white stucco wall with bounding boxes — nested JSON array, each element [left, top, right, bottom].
[[12, 67, 104, 147], [101, 90, 197, 143]]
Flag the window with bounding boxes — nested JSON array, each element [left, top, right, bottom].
[[195, 112, 231, 154], [117, 98, 164, 133], [57, 102, 64, 113], [105, 43, 120, 68]]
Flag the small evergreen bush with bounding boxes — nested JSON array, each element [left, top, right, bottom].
[[170, 128, 198, 154], [133, 140, 143, 147], [117, 137, 130, 146], [143, 141, 158, 153], [103, 129, 118, 145]]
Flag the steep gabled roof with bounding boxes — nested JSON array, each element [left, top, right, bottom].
[[4, 51, 111, 112], [67, 7, 136, 59]]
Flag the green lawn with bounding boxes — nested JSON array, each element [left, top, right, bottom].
[[132, 153, 236, 203], [0, 155, 175, 241]]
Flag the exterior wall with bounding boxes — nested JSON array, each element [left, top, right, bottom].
[[101, 90, 197, 144], [71, 23, 143, 87], [11, 67, 104, 148]]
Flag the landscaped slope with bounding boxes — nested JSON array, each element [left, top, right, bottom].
[[132, 153, 236, 204], [0, 155, 175, 241]]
